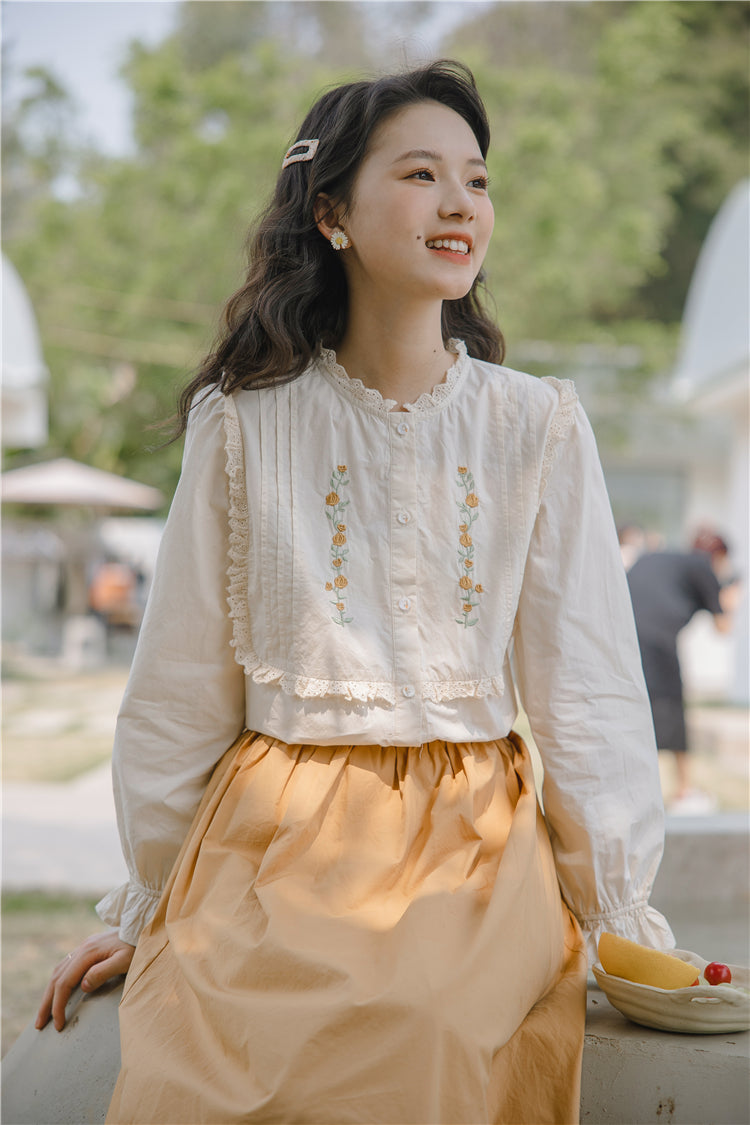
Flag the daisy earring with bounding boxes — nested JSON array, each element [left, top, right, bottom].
[[330, 228, 351, 251]]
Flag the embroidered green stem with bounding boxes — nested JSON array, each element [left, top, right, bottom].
[[324, 466, 353, 626], [455, 467, 485, 627]]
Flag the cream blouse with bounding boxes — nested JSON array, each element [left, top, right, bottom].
[[97, 341, 674, 960]]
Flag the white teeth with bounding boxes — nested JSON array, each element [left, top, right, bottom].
[[426, 239, 469, 254]]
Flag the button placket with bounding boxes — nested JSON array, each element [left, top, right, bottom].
[[389, 413, 421, 741]]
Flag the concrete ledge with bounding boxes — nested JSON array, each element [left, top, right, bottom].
[[2, 980, 123, 1125], [581, 986, 750, 1125], [3, 979, 748, 1125], [654, 813, 750, 908]]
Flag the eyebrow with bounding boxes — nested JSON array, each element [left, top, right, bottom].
[[392, 148, 487, 169]]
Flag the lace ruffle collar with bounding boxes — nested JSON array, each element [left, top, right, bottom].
[[318, 339, 469, 415]]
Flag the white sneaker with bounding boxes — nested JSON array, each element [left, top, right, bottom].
[[668, 789, 719, 816]]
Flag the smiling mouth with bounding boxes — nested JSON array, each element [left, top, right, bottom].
[[425, 238, 470, 255]]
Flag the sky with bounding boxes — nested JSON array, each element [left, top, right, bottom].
[[3, 1, 182, 154]]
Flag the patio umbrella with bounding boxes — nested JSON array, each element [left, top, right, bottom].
[[1, 458, 163, 510]]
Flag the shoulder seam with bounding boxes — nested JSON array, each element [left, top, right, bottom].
[[538, 377, 579, 504]]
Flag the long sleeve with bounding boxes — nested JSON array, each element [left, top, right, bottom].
[[96, 390, 246, 944], [512, 383, 675, 964]]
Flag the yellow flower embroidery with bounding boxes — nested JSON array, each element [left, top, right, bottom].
[[324, 466, 353, 625], [456, 467, 485, 627]]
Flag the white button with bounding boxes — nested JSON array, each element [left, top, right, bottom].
[[396, 421, 410, 436], [398, 597, 411, 612], [397, 511, 410, 525], [401, 685, 415, 698]]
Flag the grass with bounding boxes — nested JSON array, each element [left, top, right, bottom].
[[2, 661, 128, 1055], [2, 664, 128, 783], [1, 891, 109, 1056]]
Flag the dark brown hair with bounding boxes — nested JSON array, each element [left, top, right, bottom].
[[176, 59, 504, 433]]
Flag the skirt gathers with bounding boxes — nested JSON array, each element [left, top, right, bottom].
[[107, 732, 587, 1125]]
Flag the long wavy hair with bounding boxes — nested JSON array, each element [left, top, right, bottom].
[[176, 59, 504, 434]]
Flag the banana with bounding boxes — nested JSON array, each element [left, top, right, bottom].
[[598, 932, 700, 990]]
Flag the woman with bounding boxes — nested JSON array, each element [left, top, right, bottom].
[[38, 60, 673, 1124]]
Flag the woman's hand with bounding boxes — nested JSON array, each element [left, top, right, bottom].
[[35, 930, 135, 1032]]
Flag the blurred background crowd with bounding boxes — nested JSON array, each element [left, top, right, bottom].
[[2, 0, 748, 764]]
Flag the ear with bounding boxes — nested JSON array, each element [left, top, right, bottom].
[[314, 193, 345, 242]]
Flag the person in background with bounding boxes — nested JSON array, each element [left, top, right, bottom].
[[617, 523, 646, 572], [627, 529, 739, 813]]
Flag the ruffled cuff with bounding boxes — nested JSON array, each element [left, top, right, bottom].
[[96, 880, 163, 946], [576, 900, 676, 966]]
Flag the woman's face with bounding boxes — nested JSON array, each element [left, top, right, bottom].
[[329, 100, 494, 305]]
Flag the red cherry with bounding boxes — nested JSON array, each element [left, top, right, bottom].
[[704, 962, 732, 985]]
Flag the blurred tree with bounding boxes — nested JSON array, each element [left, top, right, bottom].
[[5, 39, 325, 493], [2, 64, 84, 239], [452, 0, 750, 342], [627, 0, 750, 322], [3, 0, 747, 497], [176, 1, 438, 71]]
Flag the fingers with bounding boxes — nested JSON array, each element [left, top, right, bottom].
[[35, 934, 135, 1032], [50, 961, 84, 1032], [35, 975, 58, 1031], [80, 946, 134, 994], [35, 951, 77, 1031]]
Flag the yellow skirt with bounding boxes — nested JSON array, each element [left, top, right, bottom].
[[107, 732, 587, 1125]]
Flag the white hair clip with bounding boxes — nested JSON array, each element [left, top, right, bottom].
[[282, 138, 320, 170]]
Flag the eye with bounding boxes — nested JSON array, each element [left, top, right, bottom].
[[469, 175, 490, 191], [407, 168, 435, 182]]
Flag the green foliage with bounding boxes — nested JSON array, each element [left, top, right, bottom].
[[3, 1, 747, 499], [457, 1, 750, 328]]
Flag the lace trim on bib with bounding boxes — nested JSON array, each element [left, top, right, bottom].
[[319, 339, 469, 415], [223, 396, 396, 705], [538, 377, 578, 502], [249, 666, 396, 705], [224, 394, 257, 672], [422, 672, 505, 703]]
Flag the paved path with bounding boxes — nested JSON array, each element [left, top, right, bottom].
[[3, 763, 128, 895]]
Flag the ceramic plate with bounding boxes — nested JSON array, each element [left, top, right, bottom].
[[592, 949, 750, 1034]]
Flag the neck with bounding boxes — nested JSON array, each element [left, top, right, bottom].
[[334, 297, 454, 410]]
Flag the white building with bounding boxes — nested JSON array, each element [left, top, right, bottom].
[[2, 255, 49, 450], [671, 180, 750, 704]]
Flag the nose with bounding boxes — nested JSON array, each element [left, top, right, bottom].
[[438, 179, 476, 222]]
